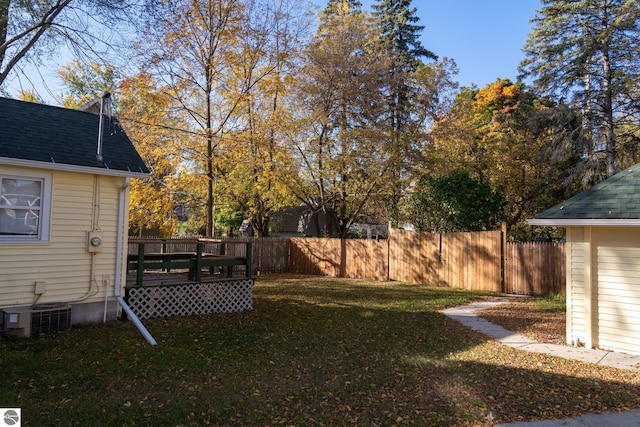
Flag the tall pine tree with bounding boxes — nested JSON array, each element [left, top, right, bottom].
[[372, 0, 435, 70], [320, 0, 362, 22], [520, 0, 640, 180], [372, 0, 436, 224]]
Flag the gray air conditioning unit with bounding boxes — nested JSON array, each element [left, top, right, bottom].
[[2, 303, 71, 337]]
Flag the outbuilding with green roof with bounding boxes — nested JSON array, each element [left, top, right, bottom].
[[529, 163, 640, 356]]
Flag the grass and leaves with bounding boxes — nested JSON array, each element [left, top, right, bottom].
[[2, 275, 640, 426], [530, 294, 566, 312], [479, 295, 566, 344]]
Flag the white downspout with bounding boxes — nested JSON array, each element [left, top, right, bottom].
[[115, 177, 157, 346]]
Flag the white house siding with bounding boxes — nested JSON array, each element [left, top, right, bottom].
[[566, 227, 587, 346], [0, 168, 126, 322], [592, 227, 640, 355]]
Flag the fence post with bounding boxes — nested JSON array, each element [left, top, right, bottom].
[[246, 242, 252, 278], [195, 243, 203, 281], [387, 222, 392, 282], [136, 243, 145, 287], [501, 222, 507, 293]]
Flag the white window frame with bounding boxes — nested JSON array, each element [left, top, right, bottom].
[[0, 168, 52, 244]]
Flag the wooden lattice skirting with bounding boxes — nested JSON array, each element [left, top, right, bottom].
[[126, 279, 254, 320]]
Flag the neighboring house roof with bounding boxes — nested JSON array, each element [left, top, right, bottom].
[[0, 97, 149, 178], [529, 163, 640, 226]]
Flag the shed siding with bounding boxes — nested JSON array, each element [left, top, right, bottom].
[[592, 227, 640, 354], [566, 227, 587, 345], [0, 168, 124, 309]]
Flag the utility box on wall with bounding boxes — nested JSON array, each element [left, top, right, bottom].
[[87, 230, 103, 252], [3, 306, 31, 332]]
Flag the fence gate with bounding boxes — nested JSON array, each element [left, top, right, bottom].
[[504, 242, 565, 295]]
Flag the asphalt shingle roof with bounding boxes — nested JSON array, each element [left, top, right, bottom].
[[0, 97, 149, 176], [533, 163, 640, 220]]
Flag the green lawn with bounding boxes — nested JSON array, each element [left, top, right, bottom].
[[2, 275, 639, 426], [530, 294, 566, 313]]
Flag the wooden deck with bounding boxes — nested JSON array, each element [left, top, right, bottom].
[[127, 238, 252, 287], [124, 239, 255, 319], [125, 270, 247, 287]]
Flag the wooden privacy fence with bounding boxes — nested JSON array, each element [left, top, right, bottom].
[[388, 228, 503, 292], [129, 231, 566, 295], [288, 238, 389, 281], [288, 229, 503, 291], [287, 229, 565, 295], [505, 242, 565, 295]]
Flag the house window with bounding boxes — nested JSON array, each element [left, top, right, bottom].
[[0, 171, 51, 243]]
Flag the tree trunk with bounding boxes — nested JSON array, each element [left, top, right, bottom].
[[0, 0, 10, 69], [206, 127, 214, 238], [0, 0, 72, 86], [601, 45, 617, 176]]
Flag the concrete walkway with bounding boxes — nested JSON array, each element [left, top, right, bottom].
[[495, 409, 640, 426], [440, 298, 640, 426]]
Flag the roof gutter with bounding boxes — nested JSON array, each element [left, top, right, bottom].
[[0, 157, 150, 179], [528, 218, 640, 226], [114, 177, 157, 346]]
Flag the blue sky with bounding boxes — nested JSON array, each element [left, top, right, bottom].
[[359, 0, 542, 88], [5, 0, 542, 101]]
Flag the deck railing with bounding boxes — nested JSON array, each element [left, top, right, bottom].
[[127, 238, 252, 286]]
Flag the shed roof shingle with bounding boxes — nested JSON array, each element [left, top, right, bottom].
[[530, 163, 640, 224], [0, 97, 149, 176]]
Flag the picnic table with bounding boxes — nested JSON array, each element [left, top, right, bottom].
[[127, 238, 252, 286]]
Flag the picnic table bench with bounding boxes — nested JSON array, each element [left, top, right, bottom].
[[127, 239, 252, 287]]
